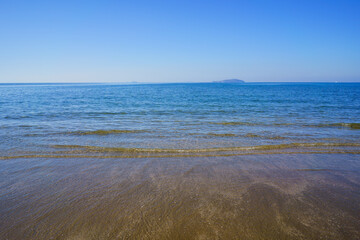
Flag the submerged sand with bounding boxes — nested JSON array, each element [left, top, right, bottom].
[[1, 153, 360, 239]]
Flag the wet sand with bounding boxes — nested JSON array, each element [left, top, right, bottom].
[[1, 153, 360, 239]]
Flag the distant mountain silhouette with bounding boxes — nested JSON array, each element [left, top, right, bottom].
[[212, 79, 245, 83]]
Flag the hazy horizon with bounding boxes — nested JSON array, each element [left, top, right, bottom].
[[1, 0, 359, 83]]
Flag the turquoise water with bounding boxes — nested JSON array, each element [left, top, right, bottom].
[[1, 83, 359, 156]]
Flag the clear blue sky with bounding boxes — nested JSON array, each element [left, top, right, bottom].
[[0, 0, 359, 83]]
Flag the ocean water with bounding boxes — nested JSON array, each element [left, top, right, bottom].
[[1, 83, 360, 239], [1, 83, 360, 156]]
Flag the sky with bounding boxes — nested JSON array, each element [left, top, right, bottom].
[[0, 0, 359, 83]]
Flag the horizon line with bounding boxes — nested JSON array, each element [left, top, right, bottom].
[[1, 81, 360, 84]]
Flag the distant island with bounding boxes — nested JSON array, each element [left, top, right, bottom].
[[212, 79, 245, 83]]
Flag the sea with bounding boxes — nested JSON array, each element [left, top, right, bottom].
[[1, 82, 360, 239]]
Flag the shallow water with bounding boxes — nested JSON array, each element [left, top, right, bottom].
[[1, 154, 360, 239], [0, 83, 360, 239]]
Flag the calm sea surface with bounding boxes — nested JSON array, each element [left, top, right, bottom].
[[1, 83, 360, 239]]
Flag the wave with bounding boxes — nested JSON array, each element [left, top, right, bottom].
[[52, 142, 360, 153], [243, 133, 286, 139], [205, 133, 286, 139], [312, 123, 360, 129], [2, 150, 360, 160], [72, 129, 147, 135], [211, 122, 258, 126], [207, 133, 237, 137], [88, 112, 127, 115], [211, 121, 360, 129]]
